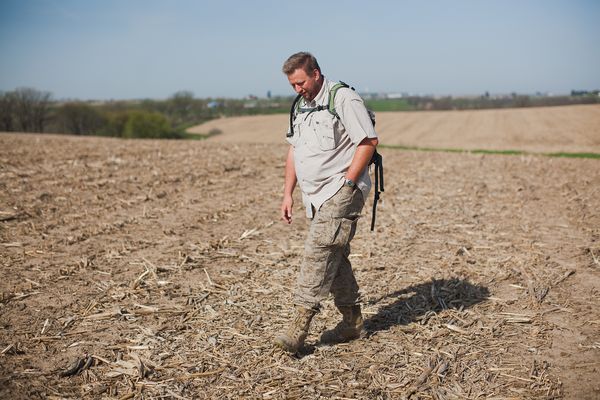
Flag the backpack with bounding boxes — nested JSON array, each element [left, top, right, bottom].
[[288, 81, 384, 231]]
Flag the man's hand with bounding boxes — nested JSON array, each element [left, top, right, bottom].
[[281, 195, 293, 224]]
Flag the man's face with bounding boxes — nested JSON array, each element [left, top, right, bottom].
[[287, 67, 322, 101]]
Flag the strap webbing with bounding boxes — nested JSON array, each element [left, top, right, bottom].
[[370, 151, 384, 231], [287, 94, 302, 137], [328, 82, 350, 118], [297, 104, 328, 115]]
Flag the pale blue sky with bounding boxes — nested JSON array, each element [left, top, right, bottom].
[[1, 0, 598, 100]]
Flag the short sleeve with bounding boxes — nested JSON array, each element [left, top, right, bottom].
[[335, 88, 378, 145]]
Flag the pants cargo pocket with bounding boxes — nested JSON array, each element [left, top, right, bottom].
[[314, 217, 357, 248], [333, 186, 364, 218]]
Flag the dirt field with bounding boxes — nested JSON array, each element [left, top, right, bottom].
[[188, 104, 600, 154], [1, 108, 599, 400]]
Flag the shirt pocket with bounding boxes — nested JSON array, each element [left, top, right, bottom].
[[312, 112, 339, 151]]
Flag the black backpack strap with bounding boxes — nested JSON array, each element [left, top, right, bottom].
[[287, 94, 302, 138], [370, 150, 384, 231]]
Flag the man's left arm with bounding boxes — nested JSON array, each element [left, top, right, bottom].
[[345, 137, 379, 182], [336, 93, 379, 182]]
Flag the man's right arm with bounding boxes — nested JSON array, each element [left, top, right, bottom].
[[281, 145, 297, 224]]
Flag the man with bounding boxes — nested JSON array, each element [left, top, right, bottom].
[[275, 52, 379, 353]]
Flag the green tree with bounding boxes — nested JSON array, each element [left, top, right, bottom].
[[123, 111, 173, 138], [100, 111, 129, 137], [169, 91, 194, 115]]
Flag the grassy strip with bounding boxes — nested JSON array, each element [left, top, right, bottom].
[[180, 128, 223, 141], [180, 132, 209, 140], [365, 99, 413, 112], [545, 152, 600, 159], [379, 144, 600, 159]]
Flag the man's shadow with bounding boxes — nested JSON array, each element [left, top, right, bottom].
[[363, 277, 490, 335], [298, 278, 488, 356]]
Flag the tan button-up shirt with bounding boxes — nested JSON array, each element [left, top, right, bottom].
[[286, 78, 378, 218]]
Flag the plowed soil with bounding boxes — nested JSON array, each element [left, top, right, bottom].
[[1, 105, 599, 399]]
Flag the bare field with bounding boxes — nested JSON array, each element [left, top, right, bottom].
[[188, 104, 600, 153], [1, 130, 599, 399]]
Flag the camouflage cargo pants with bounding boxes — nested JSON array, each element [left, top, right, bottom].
[[294, 184, 365, 311]]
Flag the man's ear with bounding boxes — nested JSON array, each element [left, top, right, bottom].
[[313, 69, 321, 81]]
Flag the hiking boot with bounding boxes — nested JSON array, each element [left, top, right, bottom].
[[320, 305, 365, 344], [274, 306, 316, 353]]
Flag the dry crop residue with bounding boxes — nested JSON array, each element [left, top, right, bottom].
[[1, 133, 599, 399]]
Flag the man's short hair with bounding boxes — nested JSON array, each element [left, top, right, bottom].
[[282, 52, 321, 75]]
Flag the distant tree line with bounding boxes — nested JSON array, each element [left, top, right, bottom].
[[0, 88, 52, 132], [423, 92, 599, 111], [0, 88, 291, 138], [1, 87, 598, 138], [366, 92, 599, 112]]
